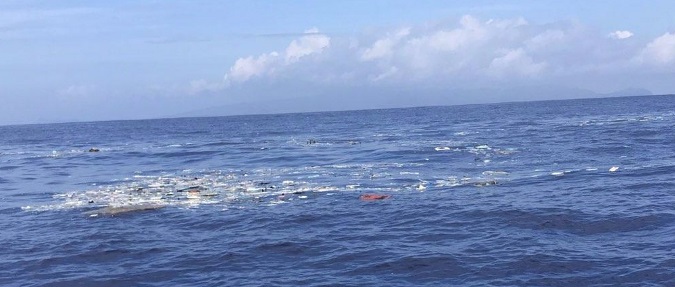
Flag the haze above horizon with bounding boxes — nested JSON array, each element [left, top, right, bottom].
[[2, 1, 675, 125]]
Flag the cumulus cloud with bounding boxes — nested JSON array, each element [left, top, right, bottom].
[[422, 15, 487, 52], [489, 48, 546, 77], [226, 51, 280, 83], [361, 27, 410, 61], [525, 29, 565, 50], [224, 28, 330, 83], [220, 15, 596, 88], [637, 32, 675, 65], [284, 28, 330, 63], [608, 30, 633, 39], [210, 15, 674, 97]]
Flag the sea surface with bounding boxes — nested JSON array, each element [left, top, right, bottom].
[[1, 95, 675, 286]]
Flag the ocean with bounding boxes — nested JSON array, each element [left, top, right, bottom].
[[1, 95, 674, 286]]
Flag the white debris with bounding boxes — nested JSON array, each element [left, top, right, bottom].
[[416, 183, 427, 191]]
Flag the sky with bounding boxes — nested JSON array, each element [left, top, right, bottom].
[[2, 0, 675, 125]]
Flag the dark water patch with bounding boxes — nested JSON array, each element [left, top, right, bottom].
[[630, 128, 666, 138], [344, 254, 469, 286], [509, 120, 543, 127], [30, 277, 141, 287], [0, 206, 19, 215], [317, 247, 397, 271], [46, 180, 66, 185], [372, 255, 466, 275], [122, 151, 149, 158], [244, 154, 315, 166], [460, 208, 674, 235], [613, 268, 675, 286], [154, 150, 221, 159], [574, 144, 634, 157], [623, 180, 675, 191], [622, 164, 675, 178], [253, 240, 317, 257], [42, 164, 74, 170], [0, 165, 20, 171], [201, 140, 245, 147], [49, 171, 72, 177], [476, 253, 600, 283]]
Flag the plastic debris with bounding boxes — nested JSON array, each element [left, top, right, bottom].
[[359, 194, 391, 201]]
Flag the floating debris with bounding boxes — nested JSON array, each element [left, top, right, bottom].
[[475, 145, 491, 150], [282, 180, 296, 186], [482, 171, 509, 176], [359, 194, 391, 201], [25, 164, 516, 214], [473, 180, 498, 187]]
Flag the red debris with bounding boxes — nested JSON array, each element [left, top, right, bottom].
[[359, 194, 391, 201]]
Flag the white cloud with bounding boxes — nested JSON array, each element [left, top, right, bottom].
[[489, 48, 546, 77], [361, 27, 410, 61], [418, 15, 488, 53], [285, 28, 330, 63], [608, 30, 633, 39], [637, 32, 675, 65], [525, 30, 565, 50], [212, 15, 673, 96], [224, 29, 330, 83], [371, 66, 399, 81], [225, 52, 280, 82]]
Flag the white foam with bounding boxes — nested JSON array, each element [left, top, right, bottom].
[[315, 186, 338, 192], [23, 171, 351, 212], [400, 171, 419, 175], [482, 171, 509, 176]]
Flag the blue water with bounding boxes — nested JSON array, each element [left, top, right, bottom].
[[2, 95, 675, 286]]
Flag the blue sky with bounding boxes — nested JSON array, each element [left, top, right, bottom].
[[2, 1, 675, 125]]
